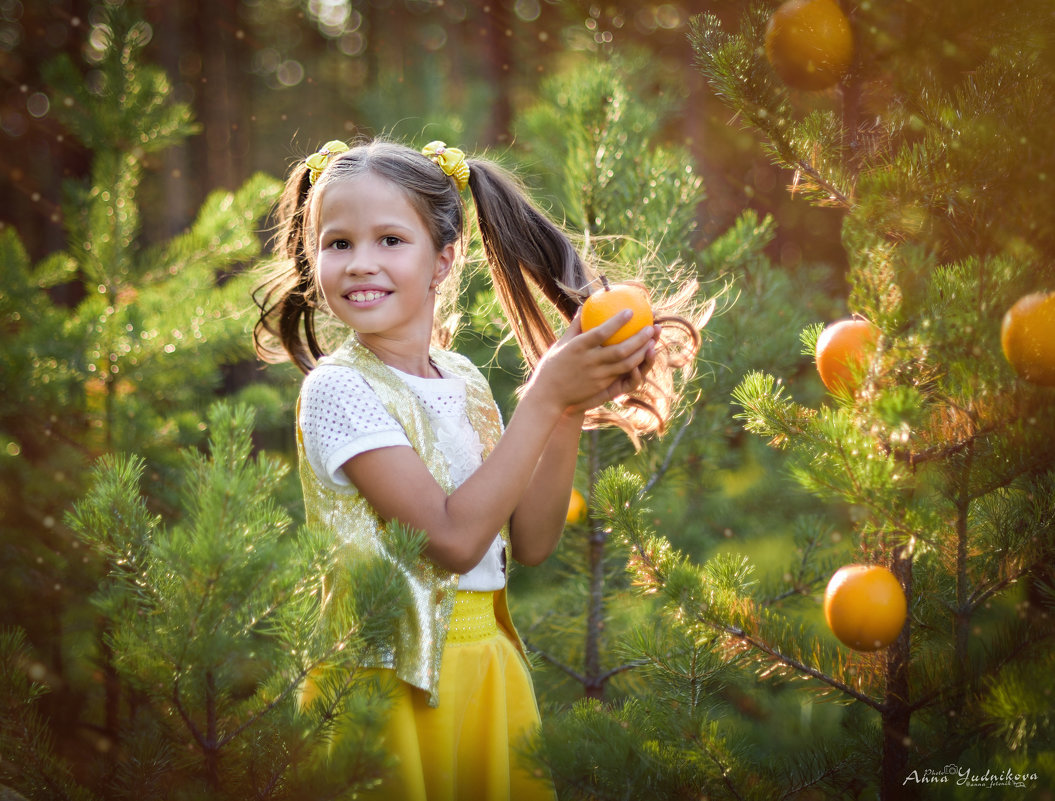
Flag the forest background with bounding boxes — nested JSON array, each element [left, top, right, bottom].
[[2, 0, 1052, 799]]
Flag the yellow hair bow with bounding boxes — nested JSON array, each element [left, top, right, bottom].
[[305, 140, 349, 185], [422, 140, 470, 191]]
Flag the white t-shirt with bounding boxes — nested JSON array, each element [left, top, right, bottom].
[[298, 361, 506, 591]]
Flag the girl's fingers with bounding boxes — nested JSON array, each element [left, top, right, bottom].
[[603, 328, 655, 370], [565, 310, 584, 336], [542, 315, 657, 410], [639, 340, 657, 379], [577, 325, 654, 370], [578, 310, 634, 345]]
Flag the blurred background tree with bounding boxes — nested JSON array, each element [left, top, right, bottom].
[[2, 0, 846, 269], [1, 1, 282, 776]]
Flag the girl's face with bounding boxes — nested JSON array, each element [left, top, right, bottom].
[[315, 171, 453, 350]]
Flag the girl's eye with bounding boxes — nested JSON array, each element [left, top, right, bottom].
[[381, 235, 402, 247], [331, 239, 350, 250]]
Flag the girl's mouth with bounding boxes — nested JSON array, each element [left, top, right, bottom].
[[347, 290, 390, 303]]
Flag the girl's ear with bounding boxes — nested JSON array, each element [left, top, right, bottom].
[[431, 243, 455, 288]]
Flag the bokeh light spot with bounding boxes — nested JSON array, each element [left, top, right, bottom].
[[276, 60, 305, 87], [514, 0, 540, 22]]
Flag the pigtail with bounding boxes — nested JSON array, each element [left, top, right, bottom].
[[466, 160, 592, 365], [252, 163, 325, 374], [466, 157, 706, 447]]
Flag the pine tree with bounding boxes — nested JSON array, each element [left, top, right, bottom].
[[501, 52, 716, 702], [491, 47, 841, 778], [525, 3, 1055, 799], [0, 3, 298, 791], [59, 402, 414, 800]]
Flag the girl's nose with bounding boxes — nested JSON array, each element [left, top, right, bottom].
[[344, 251, 378, 275]]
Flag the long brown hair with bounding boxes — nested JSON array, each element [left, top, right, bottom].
[[253, 137, 707, 443]]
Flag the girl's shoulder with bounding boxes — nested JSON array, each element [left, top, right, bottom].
[[300, 360, 371, 398], [430, 348, 484, 381], [299, 363, 394, 426]]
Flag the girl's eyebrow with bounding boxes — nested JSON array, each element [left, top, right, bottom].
[[320, 220, 416, 237]]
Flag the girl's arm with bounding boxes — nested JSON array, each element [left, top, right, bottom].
[[509, 327, 658, 565], [507, 409, 584, 566], [340, 312, 654, 573]]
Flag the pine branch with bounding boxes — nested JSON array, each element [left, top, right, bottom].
[[639, 410, 695, 497], [522, 640, 588, 687], [967, 565, 1034, 612], [713, 622, 884, 712], [831, 432, 866, 499], [762, 527, 828, 606], [790, 158, 853, 209], [216, 620, 372, 750], [701, 743, 747, 801], [777, 755, 858, 801], [171, 673, 206, 750], [597, 659, 649, 685], [625, 513, 885, 711]]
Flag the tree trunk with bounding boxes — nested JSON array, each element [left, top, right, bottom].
[[204, 668, 220, 789], [880, 545, 914, 800], [193, 0, 249, 192], [583, 430, 606, 699], [475, 3, 513, 145], [149, 1, 194, 238]]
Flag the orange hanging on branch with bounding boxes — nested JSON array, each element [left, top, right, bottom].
[[824, 564, 907, 651], [1001, 291, 1055, 387], [765, 0, 854, 91], [814, 318, 880, 395], [566, 488, 587, 525]]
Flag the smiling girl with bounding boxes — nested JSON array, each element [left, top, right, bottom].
[[254, 137, 702, 800]]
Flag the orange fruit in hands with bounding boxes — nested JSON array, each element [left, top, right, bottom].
[[1001, 291, 1055, 387], [566, 488, 587, 525], [824, 564, 907, 651], [815, 318, 879, 394], [765, 0, 854, 91], [581, 279, 654, 345]]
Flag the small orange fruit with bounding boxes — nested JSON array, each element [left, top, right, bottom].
[[566, 488, 587, 525], [1001, 291, 1055, 387], [823, 564, 906, 651], [815, 318, 879, 394], [581, 278, 654, 345], [765, 0, 854, 91]]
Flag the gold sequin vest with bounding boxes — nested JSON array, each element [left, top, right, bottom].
[[296, 336, 526, 706]]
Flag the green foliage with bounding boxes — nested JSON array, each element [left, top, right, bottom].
[[517, 50, 703, 272], [531, 468, 873, 799], [0, 629, 98, 801], [0, 3, 280, 494], [684, 1, 1055, 796], [0, 4, 280, 603], [0, 6, 299, 796], [64, 402, 414, 799], [483, 54, 720, 705], [691, 8, 852, 209], [502, 53, 845, 793], [42, 15, 192, 154], [530, 698, 745, 801]]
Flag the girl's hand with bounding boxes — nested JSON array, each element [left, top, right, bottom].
[[526, 309, 656, 414]]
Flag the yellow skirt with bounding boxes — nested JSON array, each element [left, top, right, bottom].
[[310, 591, 556, 801]]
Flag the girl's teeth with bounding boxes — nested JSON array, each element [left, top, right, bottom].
[[350, 290, 385, 302]]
